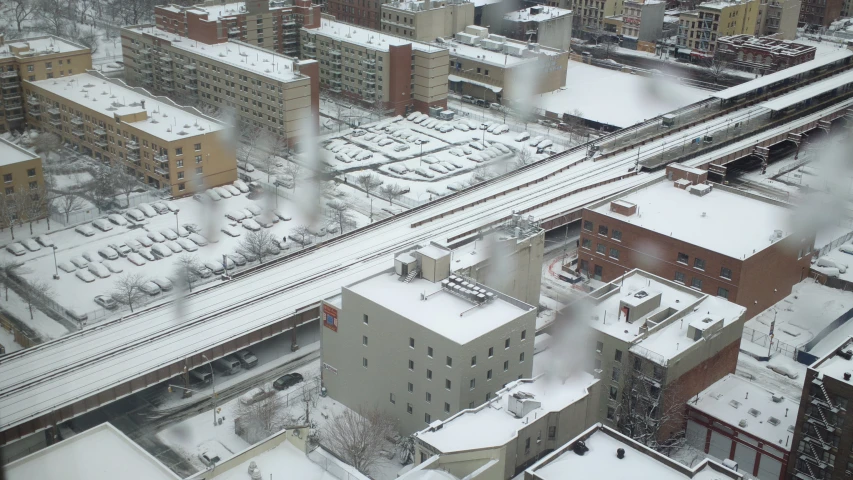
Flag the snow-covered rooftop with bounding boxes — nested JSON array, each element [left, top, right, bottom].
[[443, 37, 559, 68], [415, 373, 597, 452], [527, 425, 740, 480], [211, 441, 363, 480], [691, 374, 797, 450], [587, 270, 745, 362], [347, 270, 533, 344], [591, 180, 795, 259], [813, 337, 853, 386], [504, 6, 572, 22], [0, 35, 88, 57], [305, 18, 443, 53], [761, 69, 853, 112], [5, 423, 180, 480], [126, 26, 303, 83], [746, 280, 853, 353], [536, 61, 710, 128], [27, 73, 227, 142], [0, 138, 39, 167]]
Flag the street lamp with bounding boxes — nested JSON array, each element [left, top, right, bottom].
[[51, 246, 59, 280], [173, 210, 179, 232], [201, 354, 218, 426]]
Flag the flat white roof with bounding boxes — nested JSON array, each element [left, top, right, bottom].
[[815, 341, 853, 385], [415, 373, 597, 452], [444, 39, 558, 68], [126, 26, 302, 83], [212, 442, 362, 480], [0, 138, 39, 167], [712, 49, 852, 100], [347, 271, 533, 344], [5, 423, 180, 480], [504, 6, 572, 22], [760, 68, 853, 111], [305, 18, 443, 53], [592, 180, 794, 259], [691, 374, 797, 450], [0, 35, 88, 56], [27, 73, 227, 142]]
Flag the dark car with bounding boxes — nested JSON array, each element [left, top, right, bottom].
[[273, 373, 304, 390], [234, 349, 258, 369]]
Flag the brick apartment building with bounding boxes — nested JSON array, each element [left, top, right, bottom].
[[502, 5, 573, 51], [0, 35, 92, 134], [717, 35, 816, 74], [380, 0, 474, 42], [300, 15, 449, 115], [574, 165, 814, 319], [154, 0, 321, 57], [799, 0, 843, 27], [121, 25, 319, 146], [326, 0, 384, 29], [0, 139, 47, 227], [677, 0, 760, 60], [786, 337, 853, 480], [580, 269, 746, 444]]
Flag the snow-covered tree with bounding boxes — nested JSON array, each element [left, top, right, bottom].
[[111, 273, 147, 313], [238, 229, 276, 264], [355, 173, 383, 198], [323, 407, 397, 475], [379, 183, 406, 206], [326, 199, 356, 234]]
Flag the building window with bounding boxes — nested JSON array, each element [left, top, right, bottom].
[[583, 220, 593, 231], [425, 392, 432, 402], [26, 168, 35, 177], [4, 187, 13, 195], [597, 243, 606, 254], [677, 252, 689, 264], [27, 65, 33, 72], [634, 357, 642, 371], [427, 369, 432, 380], [195, 167, 202, 175], [691, 277, 703, 290], [609, 248, 619, 259], [175, 147, 183, 156], [471, 356, 476, 366], [596, 341, 603, 352], [720, 267, 732, 279], [362, 335, 368, 346], [718, 287, 729, 299], [445, 379, 451, 390], [390, 393, 396, 404], [488, 347, 494, 357], [3, 174, 11, 183], [427, 346, 433, 357], [521, 330, 526, 340], [694, 258, 705, 270], [612, 366, 620, 381], [582, 238, 591, 249], [519, 352, 525, 362], [612, 229, 622, 241], [409, 360, 414, 370], [177, 172, 184, 180], [175, 159, 184, 168], [548, 426, 556, 439], [408, 382, 413, 392], [446, 356, 452, 367], [607, 407, 615, 420], [178, 183, 185, 191], [615, 349, 622, 362], [487, 369, 492, 380], [503, 360, 509, 371], [363, 314, 368, 324], [407, 403, 413, 414], [505, 338, 510, 349], [362, 357, 368, 368], [470, 379, 475, 389], [194, 155, 202, 163], [674, 271, 685, 284], [610, 386, 618, 400], [444, 402, 450, 413], [425, 413, 431, 423], [409, 337, 415, 348], [598, 225, 608, 236], [194, 143, 201, 151]]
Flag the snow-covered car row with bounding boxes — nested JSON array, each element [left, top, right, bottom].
[[192, 180, 251, 204], [5, 235, 54, 256]]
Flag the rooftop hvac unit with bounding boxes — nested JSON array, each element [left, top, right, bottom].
[[688, 184, 712, 196], [505, 44, 525, 57], [456, 32, 478, 45], [530, 6, 542, 14], [487, 34, 506, 43], [481, 39, 502, 51]]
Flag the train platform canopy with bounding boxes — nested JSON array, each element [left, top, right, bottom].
[[759, 68, 853, 111], [712, 49, 852, 101]]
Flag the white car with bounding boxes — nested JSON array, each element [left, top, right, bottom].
[[108, 243, 131, 257], [205, 189, 222, 202], [151, 277, 173, 292], [92, 218, 113, 232], [125, 209, 146, 222], [151, 202, 170, 214], [83, 251, 103, 263], [494, 124, 510, 134], [108, 213, 128, 226], [36, 235, 54, 248], [228, 253, 248, 266], [147, 231, 166, 243], [176, 226, 190, 237], [529, 135, 545, 147], [22, 239, 41, 252], [226, 210, 247, 222], [233, 180, 250, 193], [127, 252, 147, 266], [98, 247, 119, 260], [136, 235, 154, 248], [239, 163, 255, 172], [221, 225, 241, 237], [70, 256, 89, 269], [515, 132, 531, 142], [138, 249, 156, 262], [223, 185, 241, 196], [176, 238, 199, 252], [188, 233, 209, 246], [165, 201, 179, 213], [214, 186, 231, 199], [6, 243, 26, 256], [204, 261, 225, 275], [151, 243, 173, 259], [126, 239, 143, 252], [103, 260, 124, 274], [76, 269, 96, 283], [87, 262, 111, 279], [159, 228, 178, 241], [255, 215, 276, 228], [138, 203, 159, 217], [164, 240, 183, 253], [58, 261, 76, 273], [140, 281, 161, 296], [242, 219, 261, 231], [75, 225, 96, 237], [245, 204, 262, 216], [239, 208, 254, 219]]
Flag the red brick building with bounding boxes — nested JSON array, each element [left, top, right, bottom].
[[717, 35, 817, 74], [325, 0, 384, 30], [574, 164, 814, 319], [154, 0, 321, 57]]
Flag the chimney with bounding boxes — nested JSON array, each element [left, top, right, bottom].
[[141, 100, 146, 109], [0, 34, 5, 47]]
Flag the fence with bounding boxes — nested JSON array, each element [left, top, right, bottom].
[[0, 310, 37, 350], [741, 326, 799, 360], [50, 189, 165, 227], [308, 446, 372, 480]]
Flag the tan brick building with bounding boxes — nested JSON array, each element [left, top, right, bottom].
[[717, 34, 815, 74], [676, 0, 760, 60], [154, 0, 321, 57], [0, 35, 92, 134], [380, 0, 475, 42], [301, 15, 449, 115], [121, 25, 319, 146], [574, 164, 814, 319], [22, 71, 235, 197], [0, 138, 46, 225], [326, 0, 384, 30]]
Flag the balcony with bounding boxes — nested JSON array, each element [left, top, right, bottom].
[[154, 153, 169, 163], [283, 37, 298, 45], [154, 167, 169, 177], [185, 84, 198, 91], [71, 128, 85, 137], [160, 55, 173, 62], [329, 49, 341, 57], [4, 93, 21, 101], [228, 27, 241, 35], [329, 80, 341, 93], [26, 97, 39, 106], [162, 85, 174, 92], [48, 118, 62, 127], [140, 48, 151, 55], [304, 42, 316, 51], [160, 65, 173, 73], [139, 58, 152, 66], [140, 68, 153, 75], [70, 117, 83, 126], [4, 102, 22, 110], [127, 152, 140, 162], [28, 109, 41, 118], [185, 64, 196, 71], [0, 70, 18, 79], [47, 107, 60, 115], [94, 138, 108, 148], [185, 73, 197, 80], [330, 60, 341, 69], [6, 113, 23, 122], [127, 141, 140, 151], [93, 127, 106, 136]]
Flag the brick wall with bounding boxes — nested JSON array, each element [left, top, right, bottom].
[[387, 43, 413, 115]]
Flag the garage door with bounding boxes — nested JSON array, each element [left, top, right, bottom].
[[734, 442, 757, 476], [708, 431, 732, 463], [757, 455, 782, 480], [686, 420, 708, 452]]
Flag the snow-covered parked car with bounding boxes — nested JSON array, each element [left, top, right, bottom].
[[239, 208, 255, 219], [137, 203, 158, 217], [125, 209, 146, 222], [223, 185, 241, 196], [108, 213, 128, 226], [227, 253, 247, 267], [140, 281, 161, 296], [92, 218, 113, 232], [127, 253, 147, 266], [88, 262, 111, 279], [83, 251, 103, 263], [191, 264, 213, 278], [164, 240, 183, 253], [233, 180, 250, 193], [255, 215, 276, 228], [151, 243, 173, 259], [22, 239, 41, 252], [188, 233, 209, 246], [493, 124, 510, 134], [36, 235, 54, 248], [226, 210, 246, 222], [274, 211, 292, 222], [109, 243, 132, 257], [70, 256, 89, 269], [205, 189, 222, 202], [515, 132, 530, 142], [6, 243, 26, 256], [147, 231, 166, 243], [151, 202, 169, 214], [159, 228, 178, 241], [838, 244, 853, 255], [136, 235, 154, 248], [529, 135, 545, 146], [98, 247, 119, 260], [242, 219, 261, 231], [245, 204, 262, 216], [103, 260, 124, 274], [221, 225, 241, 237], [138, 249, 156, 262], [151, 277, 173, 292], [75, 225, 96, 237], [165, 200, 180, 212], [76, 269, 96, 283], [58, 261, 76, 273], [817, 257, 848, 273], [176, 238, 199, 252], [204, 261, 224, 275], [214, 186, 231, 199], [94, 295, 117, 310]]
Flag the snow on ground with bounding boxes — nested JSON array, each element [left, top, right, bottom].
[[0, 325, 23, 354], [736, 353, 806, 402], [1, 288, 69, 341], [534, 61, 711, 128]]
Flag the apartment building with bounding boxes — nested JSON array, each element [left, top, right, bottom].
[[603, 0, 666, 51], [154, 0, 321, 57], [0, 139, 46, 226], [523, 424, 742, 480], [786, 337, 853, 480], [756, 0, 801, 38], [446, 26, 568, 103], [380, 0, 475, 42], [685, 374, 797, 480], [717, 35, 815, 73], [122, 25, 319, 146], [0, 35, 92, 134], [300, 15, 449, 115], [412, 373, 600, 480], [575, 164, 814, 319], [581, 269, 746, 444], [501, 6, 573, 51], [326, 0, 384, 29], [320, 247, 537, 436], [799, 0, 843, 27], [676, 0, 760, 59], [561, 0, 626, 39], [22, 71, 235, 196]]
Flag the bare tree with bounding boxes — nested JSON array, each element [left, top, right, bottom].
[[0, 192, 21, 240], [301, 380, 319, 424], [112, 273, 147, 313], [72, 29, 100, 56], [236, 387, 285, 442], [326, 199, 356, 234], [600, 37, 618, 59], [238, 229, 275, 264], [12, 0, 38, 32], [290, 225, 312, 248], [355, 173, 383, 198], [113, 170, 139, 208], [85, 166, 117, 213], [35, 0, 70, 36], [54, 183, 85, 224], [323, 407, 397, 475], [18, 183, 49, 234], [175, 254, 202, 293], [280, 161, 302, 191], [32, 131, 62, 165], [0, 260, 25, 302], [22, 280, 52, 321], [379, 183, 406, 206], [707, 53, 732, 84], [514, 148, 534, 169]]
